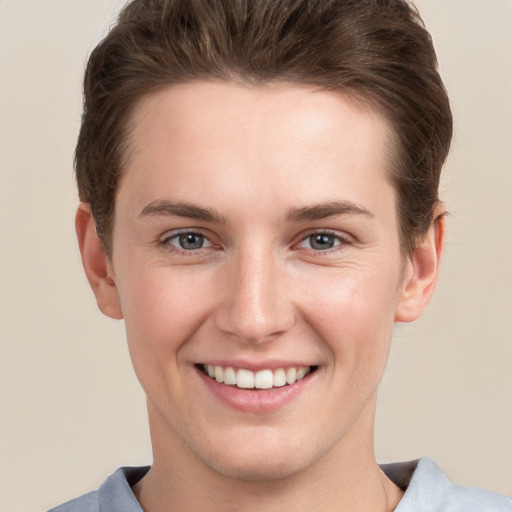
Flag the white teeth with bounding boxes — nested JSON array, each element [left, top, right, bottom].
[[296, 367, 309, 380], [223, 367, 237, 385], [214, 366, 224, 383], [254, 369, 273, 389], [203, 365, 312, 389], [286, 367, 297, 385], [236, 368, 255, 388], [273, 368, 287, 387]]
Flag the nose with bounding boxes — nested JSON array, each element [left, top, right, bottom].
[[214, 249, 296, 344]]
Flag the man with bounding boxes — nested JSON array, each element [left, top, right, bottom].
[[50, 1, 511, 510]]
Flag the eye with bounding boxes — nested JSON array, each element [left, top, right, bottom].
[[165, 231, 213, 251], [297, 232, 346, 251]]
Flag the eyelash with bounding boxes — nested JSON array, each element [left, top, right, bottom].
[[295, 230, 352, 255], [159, 229, 214, 256], [158, 229, 352, 256]]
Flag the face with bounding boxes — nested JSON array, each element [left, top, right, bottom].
[[94, 82, 430, 481]]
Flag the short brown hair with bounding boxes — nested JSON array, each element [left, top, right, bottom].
[[76, 0, 452, 255]]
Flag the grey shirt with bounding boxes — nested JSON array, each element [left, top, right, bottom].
[[49, 457, 511, 511]]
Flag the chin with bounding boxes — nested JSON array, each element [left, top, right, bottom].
[[203, 453, 307, 482], [190, 431, 322, 483]]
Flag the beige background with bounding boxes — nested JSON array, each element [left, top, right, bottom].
[[0, 1, 510, 510]]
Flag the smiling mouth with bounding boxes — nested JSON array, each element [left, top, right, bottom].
[[199, 364, 318, 390]]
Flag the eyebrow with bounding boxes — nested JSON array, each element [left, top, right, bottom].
[[138, 199, 373, 224], [139, 200, 226, 224], [286, 201, 374, 222]]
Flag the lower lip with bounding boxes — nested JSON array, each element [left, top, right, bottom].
[[196, 368, 314, 413]]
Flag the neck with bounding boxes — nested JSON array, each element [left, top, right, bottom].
[[133, 401, 403, 512]]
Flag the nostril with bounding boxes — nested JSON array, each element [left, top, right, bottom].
[[214, 310, 296, 344], [212, 268, 296, 342]]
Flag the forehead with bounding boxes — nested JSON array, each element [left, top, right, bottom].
[[119, 81, 396, 222], [127, 81, 391, 156]]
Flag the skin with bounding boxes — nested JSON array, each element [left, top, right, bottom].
[[76, 81, 444, 512]]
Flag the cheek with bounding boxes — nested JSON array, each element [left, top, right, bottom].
[[117, 266, 217, 366], [298, 267, 400, 369]]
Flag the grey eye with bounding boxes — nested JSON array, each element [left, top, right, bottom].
[[309, 233, 336, 250], [172, 233, 207, 250], [297, 232, 343, 251]]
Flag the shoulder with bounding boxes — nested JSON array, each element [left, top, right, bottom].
[[47, 491, 99, 512], [382, 457, 512, 512], [47, 466, 150, 512]]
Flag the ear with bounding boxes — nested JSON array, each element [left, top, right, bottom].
[[394, 212, 445, 323], [75, 204, 123, 320]]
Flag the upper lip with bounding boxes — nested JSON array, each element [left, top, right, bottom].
[[196, 360, 317, 371]]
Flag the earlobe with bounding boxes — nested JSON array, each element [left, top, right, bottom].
[[394, 212, 445, 323], [75, 204, 123, 320]]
